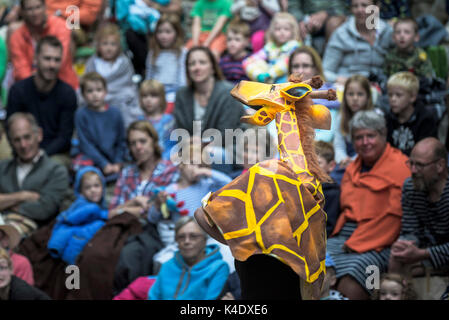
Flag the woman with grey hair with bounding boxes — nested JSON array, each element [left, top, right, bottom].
[[326, 110, 411, 300], [148, 217, 229, 300]]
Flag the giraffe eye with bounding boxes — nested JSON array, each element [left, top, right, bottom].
[[285, 86, 310, 98]]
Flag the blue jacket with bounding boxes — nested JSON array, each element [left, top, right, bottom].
[[47, 167, 108, 265], [148, 244, 229, 300], [116, 0, 162, 34]]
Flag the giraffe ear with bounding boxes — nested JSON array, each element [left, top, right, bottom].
[[308, 104, 331, 130]]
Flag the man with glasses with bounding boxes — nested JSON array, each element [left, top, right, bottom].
[[389, 137, 449, 299]]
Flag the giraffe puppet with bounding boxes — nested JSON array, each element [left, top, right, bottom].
[[195, 74, 337, 299]]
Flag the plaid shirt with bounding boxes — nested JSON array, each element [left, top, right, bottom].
[[109, 160, 179, 209]]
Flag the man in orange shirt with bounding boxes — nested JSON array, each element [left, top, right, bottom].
[[45, 0, 105, 29], [8, 0, 79, 89]]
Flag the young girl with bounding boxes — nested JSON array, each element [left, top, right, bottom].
[[85, 22, 143, 128], [372, 273, 417, 300], [138, 79, 176, 161], [333, 75, 377, 168], [231, 0, 281, 52], [145, 14, 187, 105], [243, 12, 301, 84]]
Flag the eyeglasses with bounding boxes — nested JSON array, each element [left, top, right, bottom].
[[176, 233, 205, 242], [405, 159, 440, 170]]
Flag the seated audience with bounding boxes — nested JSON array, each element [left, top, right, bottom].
[[218, 19, 251, 85], [0, 216, 34, 285], [109, 120, 179, 218], [327, 110, 410, 300], [145, 13, 187, 104], [47, 167, 109, 265], [174, 46, 244, 160], [289, 46, 340, 143], [322, 0, 393, 86], [0, 112, 69, 238], [385, 71, 438, 156], [314, 140, 340, 237], [243, 12, 301, 84], [115, 0, 167, 76], [383, 18, 434, 80], [72, 72, 126, 181], [284, 0, 348, 52], [7, 36, 78, 165], [371, 273, 417, 300], [45, 0, 105, 29], [320, 254, 348, 300], [138, 79, 176, 161], [389, 137, 449, 299], [231, 0, 280, 52], [0, 247, 50, 300], [85, 22, 143, 128], [8, 0, 78, 89], [333, 75, 376, 169], [185, 0, 232, 60], [148, 217, 229, 300]]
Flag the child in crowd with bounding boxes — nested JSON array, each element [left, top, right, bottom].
[[85, 22, 143, 128], [47, 167, 110, 265], [149, 139, 233, 273], [186, 0, 233, 61], [333, 75, 376, 168], [0, 217, 34, 285], [372, 273, 417, 300], [219, 19, 251, 85], [243, 12, 301, 84], [385, 71, 438, 156], [320, 254, 348, 300], [314, 141, 340, 237], [145, 14, 187, 104], [383, 18, 434, 79], [231, 0, 281, 52], [138, 79, 176, 161], [72, 72, 127, 182]]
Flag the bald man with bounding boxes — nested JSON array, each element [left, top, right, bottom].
[[389, 137, 449, 297]]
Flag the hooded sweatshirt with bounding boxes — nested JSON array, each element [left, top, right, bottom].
[[323, 16, 394, 83], [148, 244, 229, 300], [47, 166, 108, 264]]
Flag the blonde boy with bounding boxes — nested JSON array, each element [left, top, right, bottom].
[[386, 71, 437, 156]]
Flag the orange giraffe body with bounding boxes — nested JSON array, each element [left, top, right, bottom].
[[195, 75, 336, 299]]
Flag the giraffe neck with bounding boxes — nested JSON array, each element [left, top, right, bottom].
[[275, 109, 308, 174]]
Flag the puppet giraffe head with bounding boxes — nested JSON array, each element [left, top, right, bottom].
[[231, 74, 337, 183], [231, 75, 333, 130]]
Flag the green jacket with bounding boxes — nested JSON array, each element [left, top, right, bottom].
[[383, 47, 435, 78]]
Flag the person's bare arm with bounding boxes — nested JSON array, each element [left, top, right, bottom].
[[191, 16, 201, 46], [203, 15, 228, 47]]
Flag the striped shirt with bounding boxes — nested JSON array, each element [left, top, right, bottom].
[[219, 53, 250, 85], [400, 177, 449, 268]]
